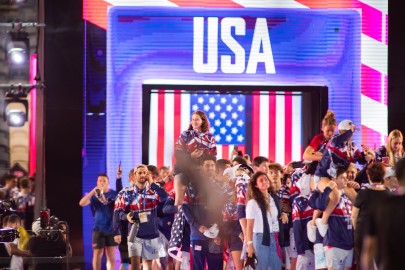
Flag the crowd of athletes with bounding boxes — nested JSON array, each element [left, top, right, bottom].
[[81, 110, 405, 270]]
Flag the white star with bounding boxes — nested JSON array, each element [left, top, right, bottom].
[[204, 104, 210, 111], [215, 105, 221, 111], [192, 104, 199, 111], [198, 97, 204, 104], [232, 97, 238, 104], [209, 127, 215, 134], [209, 112, 216, 119], [215, 135, 222, 142], [220, 127, 227, 134], [221, 97, 227, 104], [226, 105, 233, 112], [232, 112, 238, 119], [226, 120, 233, 127], [238, 105, 244, 112], [209, 97, 216, 104], [215, 119, 221, 127], [237, 134, 244, 142], [237, 120, 244, 127], [231, 127, 238, 134], [220, 112, 227, 119], [226, 135, 233, 142]]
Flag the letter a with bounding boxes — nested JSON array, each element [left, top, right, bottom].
[[246, 18, 276, 74]]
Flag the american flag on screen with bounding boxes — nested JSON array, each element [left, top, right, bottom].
[[191, 94, 246, 145], [148, 90, 302, 168]]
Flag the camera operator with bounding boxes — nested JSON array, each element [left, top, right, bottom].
[[29, 218, 72, 256], [29, 217, 72, 270], [0, 215, 12, 268], [4, 214, 31, 270]]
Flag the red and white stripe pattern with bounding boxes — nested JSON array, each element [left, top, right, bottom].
[[251, 91, 302, 165], [84, 0, 388, 160], [149, 90, 302, 168]]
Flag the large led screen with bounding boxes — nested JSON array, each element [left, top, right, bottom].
[[82, 1, 388, 266]]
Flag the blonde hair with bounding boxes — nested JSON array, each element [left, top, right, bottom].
[[386, 129, 404, 166], [322, 110, 337, 128]]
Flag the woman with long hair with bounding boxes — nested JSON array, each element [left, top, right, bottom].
[[173, 110, 217, 206], [245, 172, 285, 270], [375, 129, 404, 167]]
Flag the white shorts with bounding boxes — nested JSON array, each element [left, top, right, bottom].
[[128, 236, 160, 260], [297, 250, 315, 270], [324, 247, 353, 270], [313, 243, 326, 270]]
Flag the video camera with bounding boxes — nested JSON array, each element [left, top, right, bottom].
[[0, 227, 19, 243], [37, 209, 66, 241], [0, 199, 19, 242], [0, 199, 17, 215]]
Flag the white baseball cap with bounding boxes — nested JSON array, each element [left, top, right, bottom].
[[338, 119, 355, 131], [223, 166, 237, 180], [223, 164, 253, 180]]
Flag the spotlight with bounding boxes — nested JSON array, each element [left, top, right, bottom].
[[1, 83, 44, 127], [3, 100, 28, 127], [5, 31, 29, 75], [6, 109, 26, 127], [8, 48, 26, 65], [2, 85, 29, 127]]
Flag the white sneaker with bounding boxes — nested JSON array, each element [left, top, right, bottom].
[[315, 218, 328, 237], [307, 221, 317, 243]]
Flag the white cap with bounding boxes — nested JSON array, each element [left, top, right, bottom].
[[338, 119, 355, 131], [223, 164, 250, 180], [223, 166, 237, 180], [203, 223, 219, 239], [384, 167, 395, 179]]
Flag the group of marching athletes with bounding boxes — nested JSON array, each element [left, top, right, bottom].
[[80, 109, 405, 270]]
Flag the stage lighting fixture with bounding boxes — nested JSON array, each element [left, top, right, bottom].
[[5, 31, 29, 72], [2, 84, 29, 127], [3, 99, 28, 127], [6, 109, 26, 127]]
